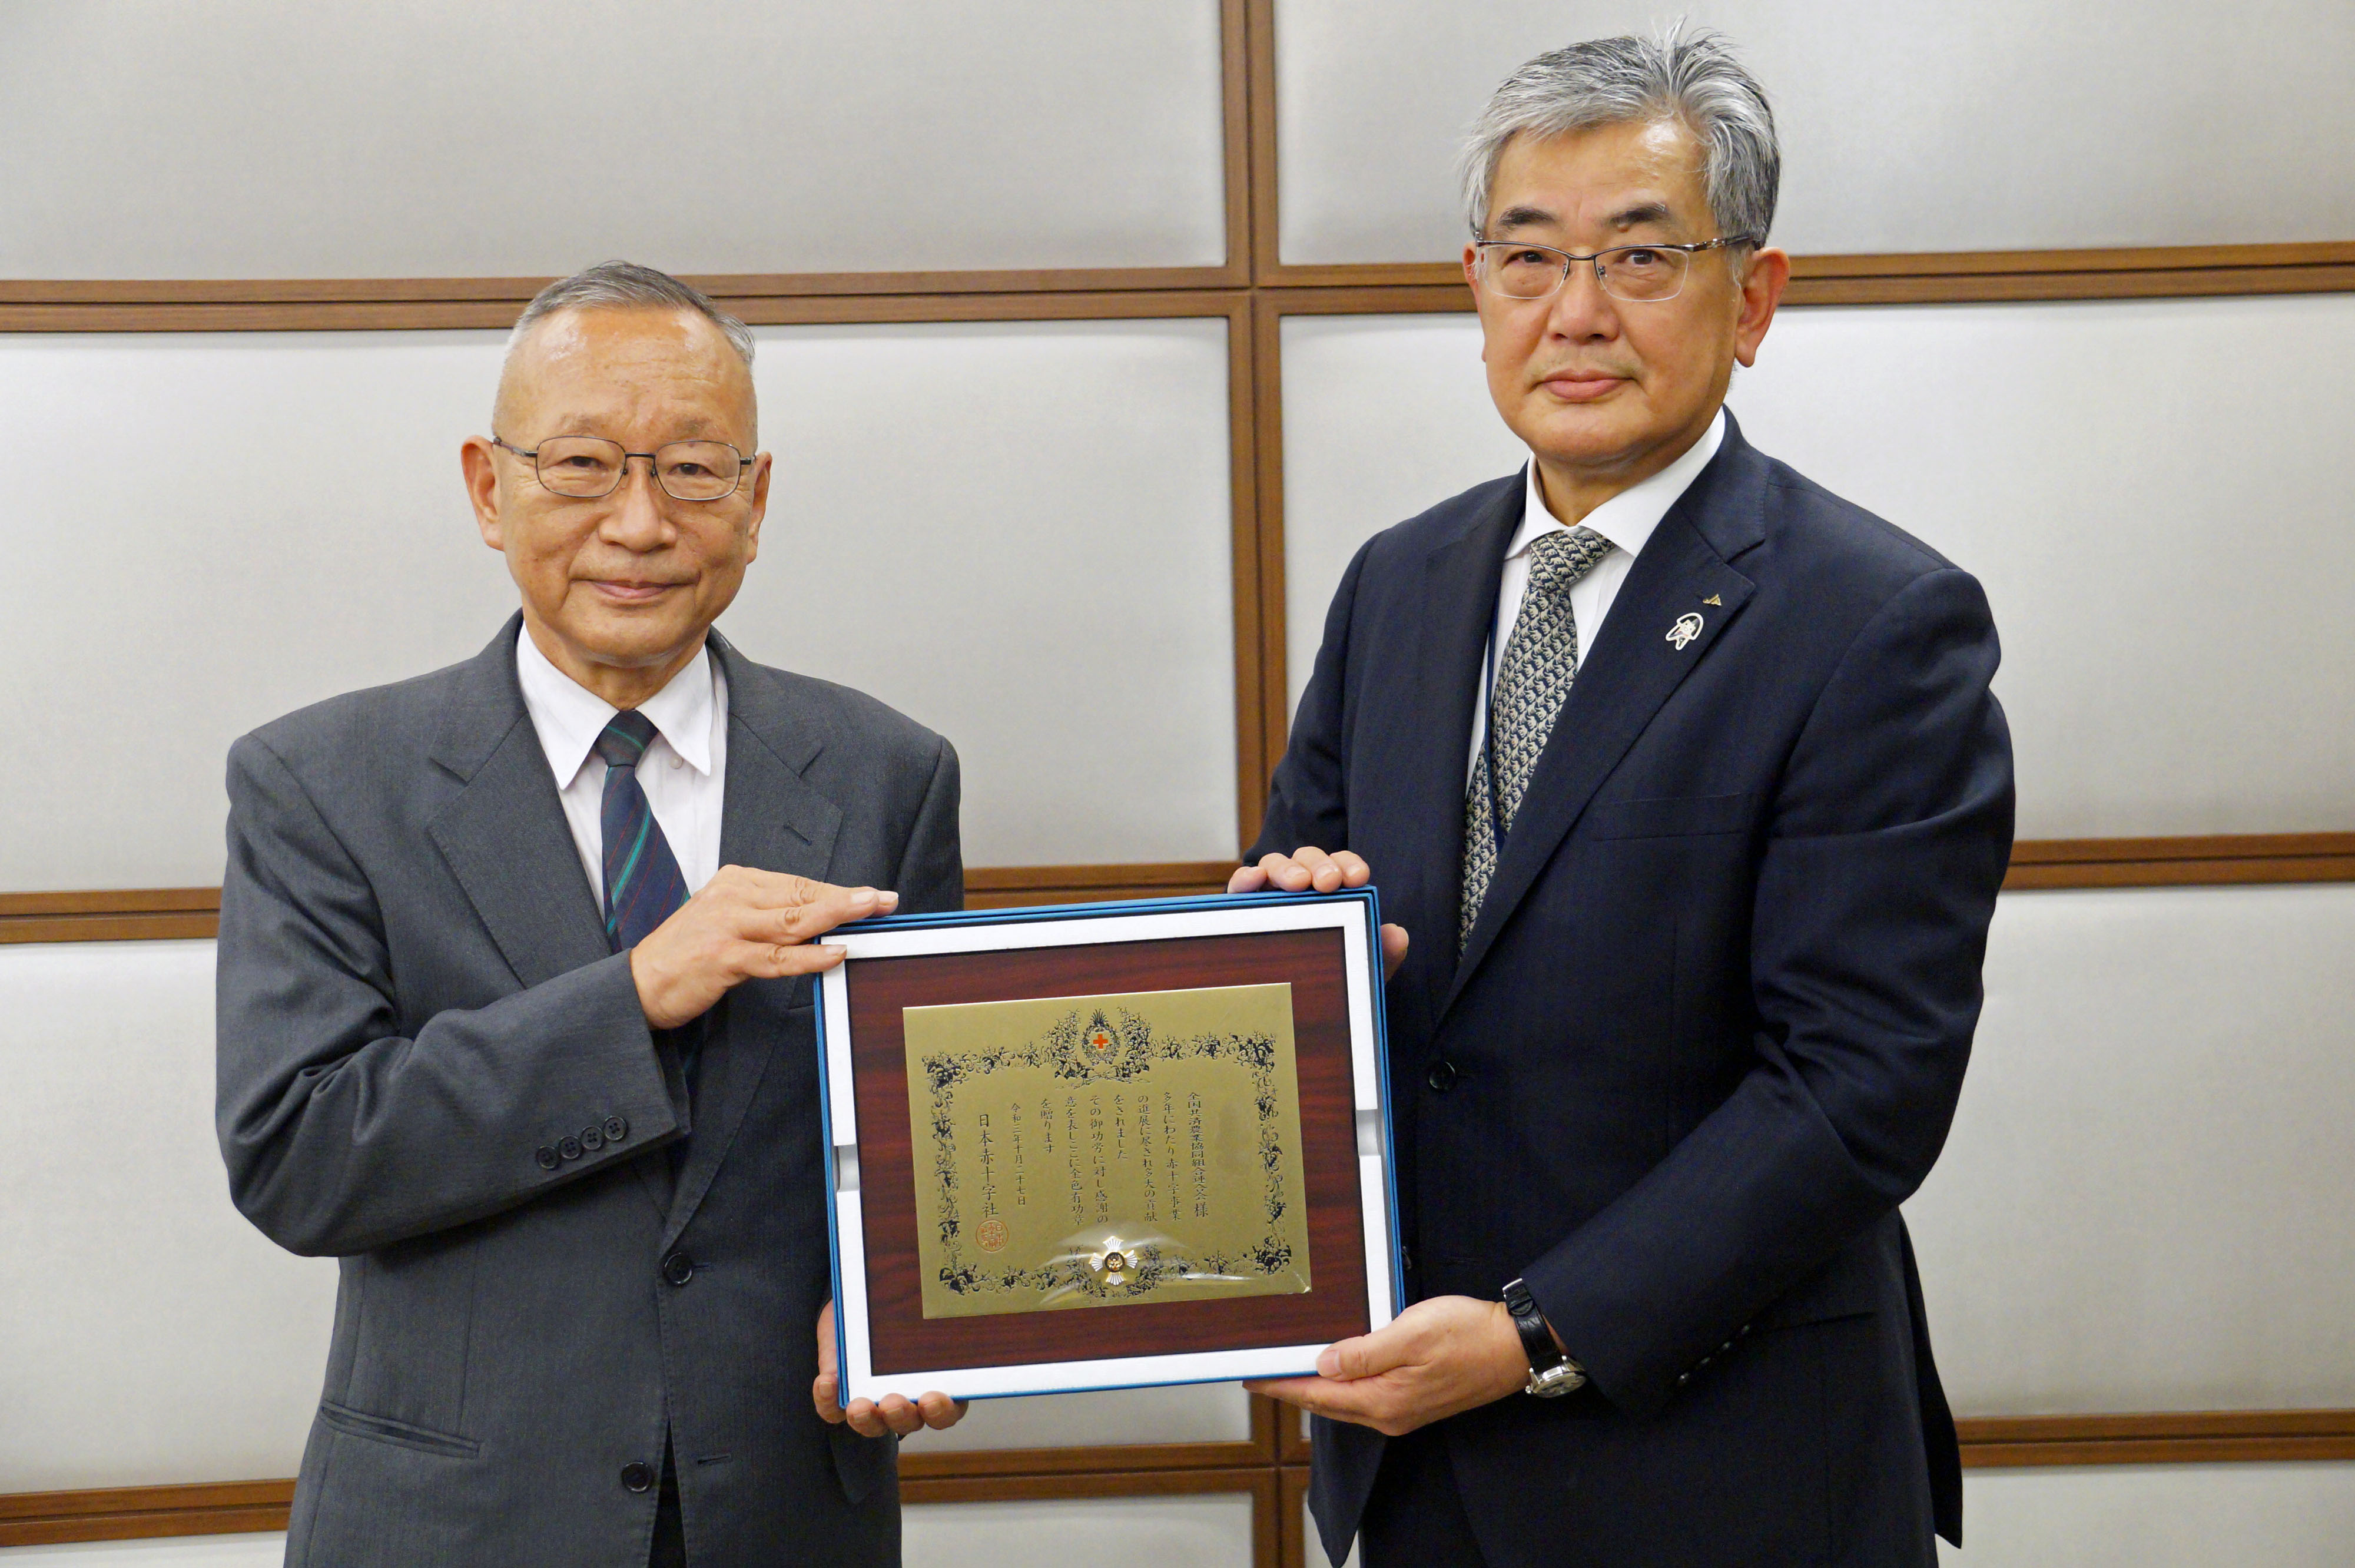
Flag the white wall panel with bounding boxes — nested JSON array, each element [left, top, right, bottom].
[[1276, 1, 2355, 263], [902, 1383, 1251, 1453], [737, 320, 1238, 867], [1938, 1464, 2355, 1567], [1279, 314, 1524, 710], [1908, 886, 2355, 1414], [1, 2, 1227, 277], [904, 1494, 1252, 1567], [0, 943, 337, 1491], [0, 317, 1236, 890], [1280, 295, 2355, 837]]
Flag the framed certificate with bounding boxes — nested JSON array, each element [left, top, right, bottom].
[[817, 888, 1400, 1404]]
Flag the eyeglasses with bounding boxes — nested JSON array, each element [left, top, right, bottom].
[[489, 435, 753, 502], [1471, 237, 1758, 303]]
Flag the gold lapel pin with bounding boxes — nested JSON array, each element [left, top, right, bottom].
[[1702, 594, 1722, 606]]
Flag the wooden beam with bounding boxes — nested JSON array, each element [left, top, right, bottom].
[[11, 1408, 2353, 1546]]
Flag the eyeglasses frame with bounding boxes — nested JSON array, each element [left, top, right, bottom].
[[487, 433, 758, 502], [1470, 235, 1762, 303]]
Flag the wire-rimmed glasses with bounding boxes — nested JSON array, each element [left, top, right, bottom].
[[1471, 236, 1758, 303], [489, 435, 754, 502]]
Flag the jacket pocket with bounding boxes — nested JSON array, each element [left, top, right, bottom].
[[1586, 791, 1755, 841], [318, 1400, 481, 1459]]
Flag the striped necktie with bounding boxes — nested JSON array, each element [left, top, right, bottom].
[[1460, 526, 1615, 953], [595, 710, 698, 1095]]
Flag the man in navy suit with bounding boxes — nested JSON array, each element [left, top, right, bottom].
[[1238, 30, 2012, 1567]]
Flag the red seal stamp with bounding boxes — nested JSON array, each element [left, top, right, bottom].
[[976, 1217, 1010, 1252]]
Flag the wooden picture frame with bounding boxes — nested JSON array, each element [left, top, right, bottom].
[[817, 889, 1399, 1404]]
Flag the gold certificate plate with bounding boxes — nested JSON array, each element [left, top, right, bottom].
[[902, 983, 1314, 1320]]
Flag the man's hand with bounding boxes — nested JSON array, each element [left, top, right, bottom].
[[1245, 1295, 1533, 1437], [1229, 846, 1408, 980], [812, 1300, 967, 1437], [630, 868, 897, 1029]]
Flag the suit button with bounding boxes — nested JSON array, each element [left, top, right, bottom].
[[619, 1461, 654, 1493], [559, 1135, 583, 1161], [604, 1115, 629, 1142], [580, 1125, 605, 1152], [1425, 1060, 1458, 1092], [535, 1146, 559, 1171], [662, 1251, 696, 1287], [1675, 1373, 1692, 1387]]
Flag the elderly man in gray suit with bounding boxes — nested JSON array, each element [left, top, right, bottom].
[[217, 261, 964, 1566]]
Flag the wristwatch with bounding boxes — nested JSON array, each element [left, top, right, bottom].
[[1502, 1278, 1586, 1398]]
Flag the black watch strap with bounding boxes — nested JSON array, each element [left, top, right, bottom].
[[1503, 1278, 1585, 1398], [1503, 1278, 1563, 1371]]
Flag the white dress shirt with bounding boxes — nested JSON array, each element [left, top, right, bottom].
[[515, 630, 729, 913], [1468, 409, 1727, 778]]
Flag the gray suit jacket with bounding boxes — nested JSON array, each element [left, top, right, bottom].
[[216, 616, 961, 1566]]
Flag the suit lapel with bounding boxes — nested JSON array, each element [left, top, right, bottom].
[[426, 618, 612, 990], [1388, 480, 1520, 1037], [665, 633, 845, 1245], [423, 618, 674, 1218], [1445, 429, 1766, 1014]]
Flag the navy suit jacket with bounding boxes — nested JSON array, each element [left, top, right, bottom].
[[1255, 415, 2012, 1567]]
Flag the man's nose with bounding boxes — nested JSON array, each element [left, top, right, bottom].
[[1545, 260, 1620, 340], [603, 458, 674, 546]]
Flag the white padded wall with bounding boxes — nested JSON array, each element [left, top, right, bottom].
[[0, 936, 1248, 1493], [1278, 313, 1522, 710], [1275, 0, 2355, 263], [1907, 885, 2355, 1415], [1725, 294, 2355, 838], [1, 2, 1227, 277], [902, 1383, 1251, 1454], [903, 1495, 1253, 1567], [1279, 294, 2355, 837], [0, 943, 337, 1491], [735, 320, 1238, 867], [1938, 1464, 2355, 1567], [0, 330, 516, 890], [0, 317, 1237, 890]]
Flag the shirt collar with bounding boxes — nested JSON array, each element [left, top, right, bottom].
[[515, 629, 716, 788], [1509, 406, 1727, 562]]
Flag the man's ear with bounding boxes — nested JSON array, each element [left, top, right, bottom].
[[741, 452, 772, 564], [461, 436, 503, 549], [1733, 247, 1790, 369]]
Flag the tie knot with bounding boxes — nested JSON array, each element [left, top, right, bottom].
[[1525, 526, 1614, 595], [593, 709, 661, 770]]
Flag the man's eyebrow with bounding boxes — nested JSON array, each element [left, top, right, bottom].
[[540, 414, 732, 441], [1606, 200, 1679, 230], [1488, 204, 1559, 235]]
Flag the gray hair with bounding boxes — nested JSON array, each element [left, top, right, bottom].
[[1459, 24, 1779, 250], [506, 260, 755, 366]]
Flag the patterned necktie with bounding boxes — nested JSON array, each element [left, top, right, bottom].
[[595, 710, 699, 1095], [1460, 526, 1616, 953]]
